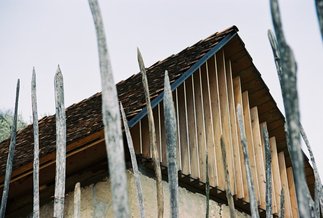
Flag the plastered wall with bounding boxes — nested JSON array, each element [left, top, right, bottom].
[[37, 171, 249, 217]]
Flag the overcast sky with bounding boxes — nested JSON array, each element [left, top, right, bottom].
[[0, 1, 322, 175]]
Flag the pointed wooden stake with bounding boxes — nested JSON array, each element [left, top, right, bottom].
[[120, 103, 145, 218], [88, 1, 129, 217], [0, 79, 20, 218], [299, 123, 322, 217], [163, 71, 178, 218], [31, 68, 40, 218], [137, 47, 164, 218], [236, 104, 259, 218], [220, 136, 236, 218], [269, 1, 311, 215], [73, 182, 81, 218], [54, 66, 66, 218], [261, 123, 272, 218], [315, 0, 323, 40]]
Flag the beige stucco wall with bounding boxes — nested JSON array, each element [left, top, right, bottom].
[[38, 171, 249, 217]]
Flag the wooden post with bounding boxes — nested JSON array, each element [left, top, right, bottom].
[[299, 123, 322, 217], [88, 1, 130, 217], [120, 103, 145, 218], [0, 79, 20, 218], [236, 104, 259, 218], [315, 0, 323, 39], [261, 123, 272, 218], [164, 71, 179, 218], [31, 68, 40, 218], [137, 48, 164, 218], [268, 1, 311, 214], [220, 136, 236, 218], [73, 182, 81, 218], [54, 67, 66, 218]]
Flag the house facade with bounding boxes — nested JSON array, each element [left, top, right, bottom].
[[0, 26, 314, 217]]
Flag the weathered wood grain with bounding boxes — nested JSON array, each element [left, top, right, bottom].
[[137, 48, 164, 218], [280, 188, 285, 218], [73, 182, 81, 218], [120, 103, 145, 218], [261, 123, 272, 218], [54, 67, 66, 218], [164, 71, 178, 218], [299, 123, 322, 217], [237, 104, 259, 218], [315, 0, 323, 39], [88, 0, 130, 217], [269, 1, 311, 215], [220, 136, 236, 218], [0, 79, 20, 218], [31, 69, 40, 218]]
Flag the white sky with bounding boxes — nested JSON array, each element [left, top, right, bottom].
[[0, 1, 322, 176]]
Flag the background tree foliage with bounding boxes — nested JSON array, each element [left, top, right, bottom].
[[0, 109, 27, 143]]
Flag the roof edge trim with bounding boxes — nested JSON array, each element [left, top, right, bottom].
[[128, 31, 238, 128]]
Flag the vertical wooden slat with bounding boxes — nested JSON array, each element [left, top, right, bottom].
[[175, 89, 182, 171], [158, 104, 162, 161], [242, 91, 260, 203], [153, 106, 161, 160], [278, 152, 292, 218], [130, 122, 141, 154], [194, 69, 206, 182], [208, 55, 223, 189], [280, 188, 285, 218], [178, 83, 190, 175], [191, 73, 200, 178], [233, 77, 248, 201], [139, 120, 143, 154], [186, 76, 199, 179], [141, 116, 150, 158], [250, 107, 266, 209], [287, 167, 299, 218], [226, 60, 243, 198], [184, 82, 192, 174], [217, 51, 235, 193], [270, 137, 282, 215], [202, 61, 217, 187], [272, 171, 278, 215]]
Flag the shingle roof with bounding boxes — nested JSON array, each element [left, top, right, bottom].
[[0, 26, 238, 177]]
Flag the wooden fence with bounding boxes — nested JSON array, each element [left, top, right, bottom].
[[0, 0, 322, 217]]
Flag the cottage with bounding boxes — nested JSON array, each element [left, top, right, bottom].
[[0, 26, 314, 217]]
